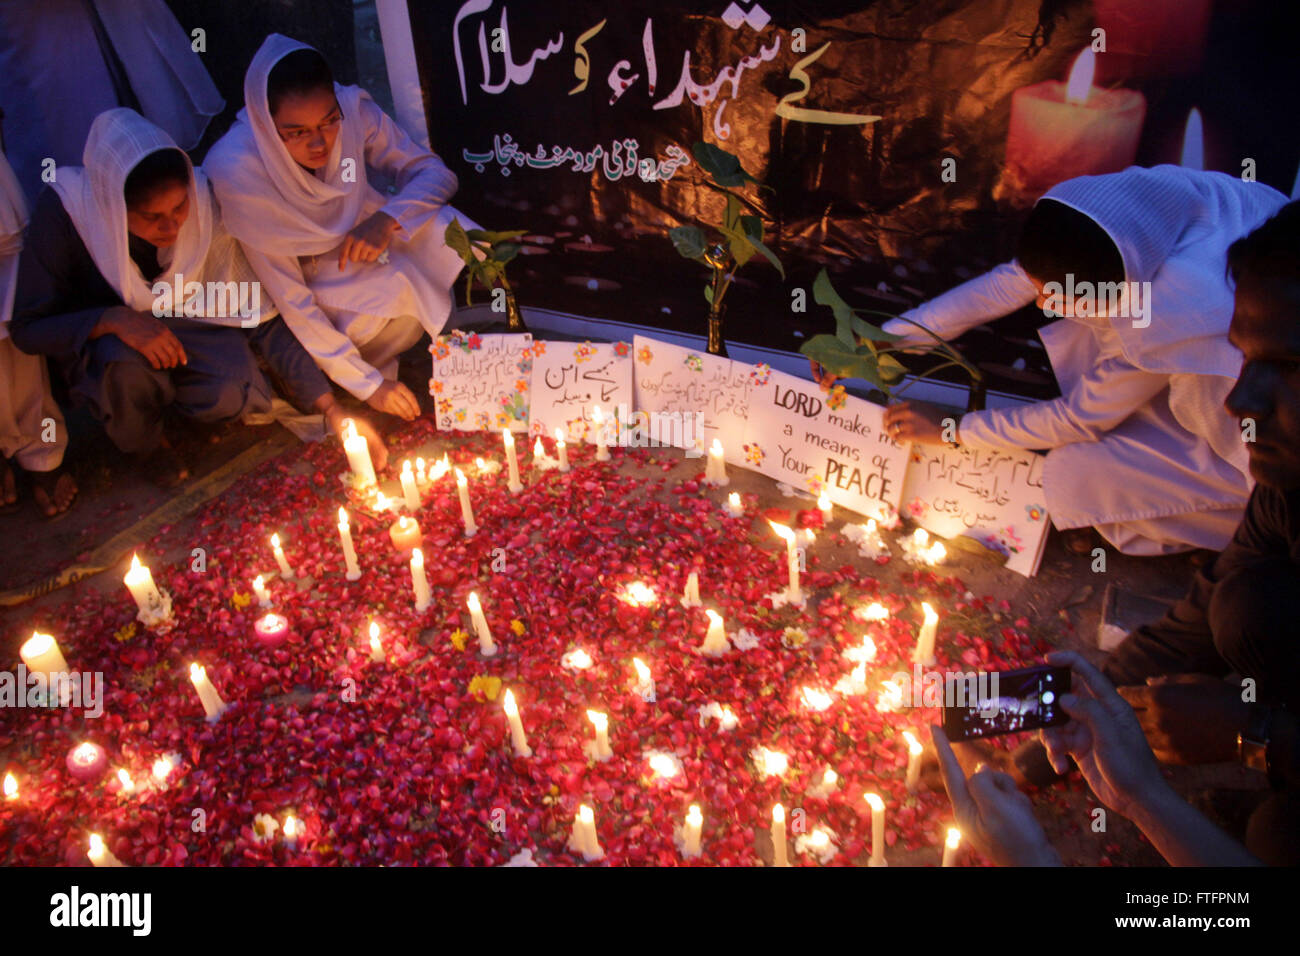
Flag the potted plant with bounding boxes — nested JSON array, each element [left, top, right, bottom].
[[445, 219, 530, 333], [668, 142, 784, 356], [800, 269, 986, 411]]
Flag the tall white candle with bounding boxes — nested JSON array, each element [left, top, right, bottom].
[[818, 491, 832, 522], [123, 553, 164, 615], [87, 833, 124, 867], [400, 460, 421, 511], [189, 663, 225, 721], [942, 827, 962, 867], [706, 439, 729, 485], [341, 418, 376, 488], [554, 428, 570, 472], [502, 428, 524, 493], [415, 457, 427, 486], [682, 571, 701, 607], [592, 406, 611, 461], [270, 534, 293, 578], [454, 468, 478, 537], [503, 689, 531, 756], [20, 631, 69, 679], [903, 730, 924, 793], [586, 710, 613, 760], [467, 591, 497, 656], [410, 547, 431, 611], [569, 804, 604, 860], [252, 574, 272, 607], [770, 523, 801, 603], [771, 804, 789, 867], [700, 609, 729, 656], [683, 804, 703, 858], [914, 602, 939, 667], [337, 508, 362, 581], [865, 793, 888, 867], [368, 620, 385, 663]]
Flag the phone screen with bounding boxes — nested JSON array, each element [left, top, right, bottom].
[[941, 665, 1071, 741]]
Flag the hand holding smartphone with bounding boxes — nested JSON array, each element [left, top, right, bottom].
[[941, 664, 1072, 742]]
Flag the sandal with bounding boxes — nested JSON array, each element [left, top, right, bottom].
[[28, 465, 78, 519]]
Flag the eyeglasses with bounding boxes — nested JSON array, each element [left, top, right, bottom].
[[275, 105, 344, 145]]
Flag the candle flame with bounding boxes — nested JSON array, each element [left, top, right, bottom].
[[130, 553, 142, 571], [801, 686, 833, 711], [865, 792, 884, 812], [579, 804, 594, 825], [756, 747, 789, 776], [270, 533, 281, 549], [704, 608, 722, 626], [467, 591, 481, 613], [375, 491, 389, 510], [619, 581, 657, 606], [189, 663, 205, 682], [368, 620, 380, 641], [922, 602, 939, 625], [911, 528, 929, 548], [818, 491, 831, 511], [398, 515, 411, 530], [554, 427, 564, 443], [710, 438, 723, 455], [862, 602, 888, 621], [586, 710, 608, 731], [533, 438, 544, 457], [648, 753, 680, 778], [1065, 47, 1095, 105], [152, 756, 174, 781], [402, 459, 412, 475], [117, 769, 134, 792], [1180, 107, 1204, 170], [22, 631, 54, 657], [809, 829, 830, 849], [772, 803, 785, 824], [926, 542, 947, 565], [416, 456, 426, 472], [632, 658, 651, 683], [823, 769, 838, 786], [563, 648, 593, 669], [337, 507, 348, 526], [88, 833, 105, 857], [728, 492, 741, 508], [502, 427, 513, 444], [592, 405, 603, 423], [4, 772, 17, 799], [503, 688, 519, 716], [902, 730, 924, 756], [456, 467, 467, 484], [341, 418, 356, 441], [768, 520, 795, 542], [879, 680, 904, 712], [946, 827, 962, 849], [687, 804, 702, 825], [411, 547, 424, 567], [284, 814, 302, 838]]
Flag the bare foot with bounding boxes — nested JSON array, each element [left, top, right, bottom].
[[31, 469, 78, 517]]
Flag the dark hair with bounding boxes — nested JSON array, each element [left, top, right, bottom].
[[1227, 200, 1300, 288], [123, 148, 190, 209], [1016, 198, 1125, 287], [266, 48, 335, 116]]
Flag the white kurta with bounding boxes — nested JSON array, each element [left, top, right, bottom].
[[204, 34, 470, 401], [882, 166, 1288, 555]]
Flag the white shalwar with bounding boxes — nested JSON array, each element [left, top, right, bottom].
[[204, 34, 471, 401], [882, 166, 1288, 555]]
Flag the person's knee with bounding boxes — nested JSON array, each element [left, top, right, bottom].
[[1209, 561, 1299, 681], [1245, 790, 1300, 865], [99, 361, 168, 453]]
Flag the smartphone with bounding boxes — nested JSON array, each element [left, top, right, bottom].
[[940, 664, 1071, 742]]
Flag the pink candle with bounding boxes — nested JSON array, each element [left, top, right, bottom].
[[1000, 48, 1145, 206], [388, 515, 424, 553], [253, 612, 291, 648], [66, 742, 108, 782]]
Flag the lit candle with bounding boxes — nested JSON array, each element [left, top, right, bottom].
[[66, 742, 107, 782], [533, 437, 546, 463], [586, 710, 613, 760], [400, 460, 421, 511], [415, 457, 427, 486], [903, 730, 924, 793], [151, 756, 175, 784], [705, 438, 728, 486], [942, 827, 962, 867], [818, 491, 832, 522], [455, 468, 477, 537], [252, 574, 273, 606], [631, 658, 655, 701], [467, 591, 497, 656], [374, 490, 391, 513], [591, 406, 610, 461], [87, 833, 124, 867], [337, 509, 362, 580], [914, 602, 939, 667], [771, 804, 789, 867], [925, 542, 947, 566], [20, 631, 69, 679], [865, 793, 888, 867], [253, 612, 290, 648], [123, 553, 165, 617], [410, 547, 431, 612], [341, 418, 377, 488], [270, 534, 293, 578], [700, 609, 729, 657], [769, 522, 802, 604], [569, 803, 604, 861], [189, 663, 226, 721], [388, 514, 423, 553], [1002, 47, 1146, 205], [3, 772, 17, 801], [723, 492, 744, 518], [503, 689, 531, 757], [502, 428, 523, 493], [368, 620, 385, 663], [116, 769, 135, 794], [878, 680, 905, 713], [475, 455, 500, 476], [682, 571, 701, 607], [1180, 107, 1204, 170], [683, 804, 703, 859], [283, 814, 303, 847], [554, 428, 570, 472]]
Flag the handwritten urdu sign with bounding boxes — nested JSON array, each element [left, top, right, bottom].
[[900, 445, 1050, 576], [527, 340, 634, 441], [430, 332, 532, 432]]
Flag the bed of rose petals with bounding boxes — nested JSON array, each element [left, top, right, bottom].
[[0, 418, 1066, 866]]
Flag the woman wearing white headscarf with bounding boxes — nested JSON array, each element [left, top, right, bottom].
[[874, 166, 1288, 556], [204, 34, 470, 422]]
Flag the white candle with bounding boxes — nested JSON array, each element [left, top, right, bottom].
[[903, 730, 924, 793], [400, 460, 421, 511], [467, 591, 497, 656], [683, 804, 703, 858], [87, 833, 124, 867], [706, 438, 728, 485], [631, 658, 655, 701], [865, 793, 888, 867], [771, 804, 789, 867], [554, 428, 570, 472], [942, 827, 962, 867], [592, 406, 611, 461], [337, 508, 362, 581], [569, 804, 604, 860], [724, 492, 744, 518], [455, 468, 478, 537], [341, 418, 376, 488], [368, 620, 385, 663], [3, 772, 17, 801], [116, 769, 135, 794], [374, 490, 391, 513], [700, 609, 729, 656], [20, 631, 69, 679], [682, 571, 701, 607], [123, 553, 164, 616], [415, 457, 427, 486], [189, 663, 225, 722], [283, 815, 303, 847], [818, 491, 832, 522], [586, 710, 613, 760], [503, 428, 523, 493], [270, 534, 293, 578], [769, 522, 801, 603], [503, 689, 531, 757], [914, 602, 939, 666], [410, 547, 431, 612], [912, 528, 930, 552], [252, 574, 272, 606]]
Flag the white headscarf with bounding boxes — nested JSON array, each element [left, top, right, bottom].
[[203, 34, 378, 256]]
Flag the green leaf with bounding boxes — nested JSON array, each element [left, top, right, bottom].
[[491, 242, 522, 263], [744, 233, 784, 278], [876, 352, 908, 385], [704, 285, 714, 304], [692, 141, 759, 188], [465, 229, 528, 244], [701, 180, 766, 216], [799, 335, 887, 389], [849, 314, 901, 344], [739, 215, 763, 241], [445, 219, 474, 262], [724, 194, 741, 234], [669, 225, 708, 261]]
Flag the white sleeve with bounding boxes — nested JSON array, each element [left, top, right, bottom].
[[881, 261, 1038, 347], [359, 95, 458, 240]]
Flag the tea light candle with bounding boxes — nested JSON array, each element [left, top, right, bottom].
[[914, 602, 939, 667], [189, 663, 226, 722], [270, 534, 293, 578], [151, 756, 175, 784], [87, 833, 124, 867], [865, 793, 888, 867], [700, 609, 729, 657], [586, 710, 613, 760], [400, 460, 420, 511], [705, 438, 728, 485], [554, 428, 570, 472], [502, 428, 524, 492], [368, 621, 385, 663], [682, 571, 701, 607], [342, 418, 377, 488], [389, 514, 423, 553], [771, 804, 790, 867], [66, 742, 107, 782], [903, 730, 924, 792], [253, 612, 290, 648], [503, 689, 531, 756], [683, 804, 703, 858], [467, 591, 497, 656], [455, 468, 477, 537], [123, 553, 164, 616], [410, 548, 432, 611], [723, 492, 744, 518], [942, 827, 962, 867], [283, 815, 303, 847], [337, 509, 362, 580], [252, 574, 273, 606], [20, 631, 69, 679], [591, 406, 611, 461]]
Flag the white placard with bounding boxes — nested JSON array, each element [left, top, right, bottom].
[[527, 340, 634, 440], [900, 445, 1050, 576], [744, 367, 909, 519], [430, 332, 532, 431]]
